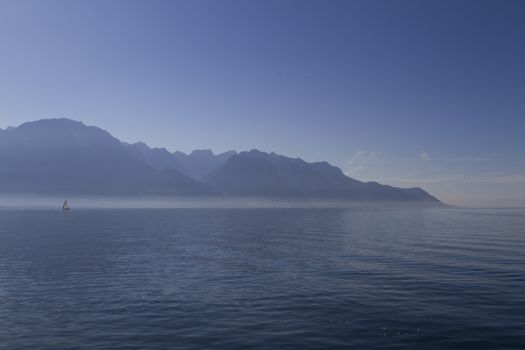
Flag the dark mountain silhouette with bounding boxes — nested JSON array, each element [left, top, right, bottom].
[[203, 150, 440, 202], [0, 118, 441, 203], [0, 119, 214, 195]]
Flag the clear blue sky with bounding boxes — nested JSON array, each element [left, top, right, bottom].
[[0, 0, 524, 207]]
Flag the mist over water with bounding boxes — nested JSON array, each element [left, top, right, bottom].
[[1, 207, 524, 349], [0, 195, 445, 210]]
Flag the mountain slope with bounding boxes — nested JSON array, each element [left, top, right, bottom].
[[125, 142, 187, 173], [203, 150, 440, 202], [124, 143, 236, 180], [172, 149, 237, 179], [0, 119, 213, 195]]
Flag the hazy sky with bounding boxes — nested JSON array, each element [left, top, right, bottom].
[[0, 0, 524, 207]]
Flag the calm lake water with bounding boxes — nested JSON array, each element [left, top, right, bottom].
[[0, 208, 524, 349]]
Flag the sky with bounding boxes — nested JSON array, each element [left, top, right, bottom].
[[0, 0, 524, 207]]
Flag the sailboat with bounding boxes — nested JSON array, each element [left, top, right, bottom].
[[62, 200, 70, 211]]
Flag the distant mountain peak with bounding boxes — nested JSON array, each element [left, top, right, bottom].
[[190, 149, 214, 157], [20, 118, 86, 128], [133, 141, 149, 148], [0, 118, 213, 195], [170, 149, 237, 179], [204, 149, 440, 202], [173, 150, 187, 157]]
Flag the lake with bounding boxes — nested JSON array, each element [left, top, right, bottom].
[[0, 207, 524, 349]]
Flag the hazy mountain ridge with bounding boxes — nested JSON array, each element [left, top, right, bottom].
[[124, 142, 236, 179], [203, 150, 439, 202], [0, 119, 214, 195], [173, 149, 237, 179], [124, 142, 187, 174], [0, 118, 440, 203]]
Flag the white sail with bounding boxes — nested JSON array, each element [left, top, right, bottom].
[[62, 200, 70, 211]]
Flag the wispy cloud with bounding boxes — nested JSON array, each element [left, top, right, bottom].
[[447, 156, 491, 163], [347, 151, 382, 165], [419, 150, 430, 161], [374, 173, 525, 185], [345, 151, 382, 175]]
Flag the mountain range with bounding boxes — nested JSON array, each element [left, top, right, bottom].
[[0, 118, 440, 203]]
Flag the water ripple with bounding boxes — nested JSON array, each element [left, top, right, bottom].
[[0, 208, 524, 349]]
